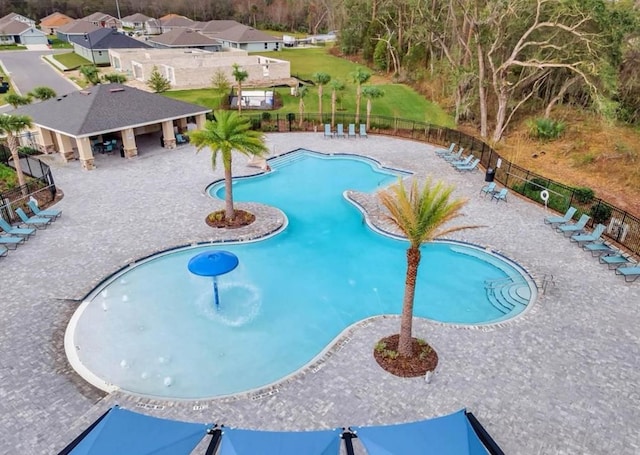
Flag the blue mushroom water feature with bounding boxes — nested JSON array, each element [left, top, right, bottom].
[[188, 250, 239, 308]]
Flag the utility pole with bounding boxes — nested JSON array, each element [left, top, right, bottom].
[[115, 0, 122, 20]]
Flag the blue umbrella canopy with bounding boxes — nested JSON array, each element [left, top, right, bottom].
[[188, 250, 239, 277]]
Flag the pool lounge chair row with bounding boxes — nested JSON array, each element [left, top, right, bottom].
[[546, 206, 640, 282], [480, 182, 509, 203], [324, 123, 367, 139], [435, 143, 481, 172], [0, 200, 62, 258]]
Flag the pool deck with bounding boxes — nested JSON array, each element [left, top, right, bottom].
[[1, 133, 639, 454]]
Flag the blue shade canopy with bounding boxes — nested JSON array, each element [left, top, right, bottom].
[[352, 409, 488, 455], [188, 250, 239, 277], [69, 406, 211, 455], [219, 427, 342, 455]]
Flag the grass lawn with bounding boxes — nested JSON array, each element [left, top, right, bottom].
[[47, 36, 72, 49], [0, 66, 16, 105], [52, 52, 92, 70], [0, 44, 26, 51], [164, 89, 226, 110]]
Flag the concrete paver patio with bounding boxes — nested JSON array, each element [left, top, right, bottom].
[[0, 133, 638, 454]]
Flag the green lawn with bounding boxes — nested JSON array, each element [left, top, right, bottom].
[[0, 44, 26, 51], [47, 36, 72, 49], [0, 66, 16, 105], [164, 89, 226, 110], [52, 52, 91, 70]]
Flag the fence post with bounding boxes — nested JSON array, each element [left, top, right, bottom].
[[505, 162, 511, 187]]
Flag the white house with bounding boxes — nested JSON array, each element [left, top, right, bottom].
[[120, 13, 151, 30], [0, 17, 47, 45]]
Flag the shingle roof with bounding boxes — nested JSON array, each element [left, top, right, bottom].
[[83, 12, 117, 23], [69, 28, 151, 50], [208, 23, 281, 44], [159, 15, 194, 27], [121, 13, 151, 23], [199, 20, 241, 34], [0, 20, 30, 35], [148, 29, 218, 47], [12, 84, 210, 137], [39, 12, 74, 27], [57, 20, 101, 34]]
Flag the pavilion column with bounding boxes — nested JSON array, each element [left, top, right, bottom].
[[76, 137, 95, 170], [195, 114, 206, 129], [121, 128, 138, 158], [176, 117, 187, 132], [55, 132, 76, 162], [161, 120, 176, 149], [35, 126, 56, 154]]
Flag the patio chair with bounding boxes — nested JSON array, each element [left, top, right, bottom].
[[570, 224, 605, 245], [544, 206, 577, 226], [15, 208, 51, 230], [450, 155, 473, 167], [0, 245, 7, 257], [599, 253, 632, 270], [0, 234, 24, 249], [557, 213, 589, 236], [442, 148, 464, 161], [28, 199, 61, 220], [491, 188, 508, 203], [323, 124, 332, 138], [455, 158, 480, 172], [348, 123, 357, 138], [0, 217, 35, 239], [336, 123, 346, 138], [480, 182, 497, 197], [435, 143, 456, 155], [583, 242, 616, 257], [359, 124, 368, 138], [615, 266, 640, 283]]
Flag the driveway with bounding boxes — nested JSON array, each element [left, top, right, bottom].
[[0, 50, 77, 98]]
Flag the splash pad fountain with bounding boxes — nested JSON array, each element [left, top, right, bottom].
[[188, 250, 239, 308]]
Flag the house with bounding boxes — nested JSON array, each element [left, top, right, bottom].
[[0, 12, 35, 27], [56, 20, 101, 42], [0, 17, 48, 45], [81, 12, 119, 29], [158, 14, 194, 32], [12, 84, 210, 169], [39, 12, 75, 35], [120, 13, 151, 30], [144, 18, 162, 35], [109, 48, 292, 91], [199, 20, 282, 52], [69, 28, 150, 65], [146, 29, 221, 52]]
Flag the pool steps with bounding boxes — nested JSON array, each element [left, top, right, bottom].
[[485, 277, 531, 314]]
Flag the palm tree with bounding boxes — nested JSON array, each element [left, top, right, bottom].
[[0, 114, 33, 195], [232, 63, 249, 113], [361, 86, 384, 130], [378, 177, 476, 356], [350, 67, 371, 125], [29, 86, 57, 101], [188, 110, 268, 221], [312, 72, 331, 121], [297, 86, 308, 128], [328, 79, 345, 128], [5, 94, 32, 109]]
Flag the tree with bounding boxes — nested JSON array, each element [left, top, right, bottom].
[[350, 67, 371, 125], [188, 110, 268, 221], [147, 66, 171, 93], [29, 86, 56, 101], [378, 177, 475, 356], [231, 63, 249, 113], [5, 94, 32, 109], [328, 79, 345, 128], [0, 114, 33, 196], [80, 65, 100, 85], [102, 73, 127, 83], [211, 69, 232, 108], [297, 85, 309, 127], [312, 72, 331, 121], [361, 86, 384, 130]]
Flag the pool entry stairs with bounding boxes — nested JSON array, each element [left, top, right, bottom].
[[268, 152, 308, 168], [484, 277, 531, 314]]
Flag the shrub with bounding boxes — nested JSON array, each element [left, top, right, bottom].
[[102, 73, 127, 83], [527, 117, 566, 141], [589, 203, 613, 225], [573, 187, 595, 204], [261, 111, 272, 121]]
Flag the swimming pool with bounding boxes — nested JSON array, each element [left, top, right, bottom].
[[66, 150, 535, 399]]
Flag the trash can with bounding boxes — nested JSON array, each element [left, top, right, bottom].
[[485, 168, 495, 182]]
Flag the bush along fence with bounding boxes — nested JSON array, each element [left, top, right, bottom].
[[0, 143, 57, 223], [243, 112, 640, 258]]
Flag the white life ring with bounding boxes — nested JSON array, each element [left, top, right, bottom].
[[540, 190, 550, 202]]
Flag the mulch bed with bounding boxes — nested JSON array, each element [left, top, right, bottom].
[[205, 209, 255, 229], [373, 334, 439, 378]]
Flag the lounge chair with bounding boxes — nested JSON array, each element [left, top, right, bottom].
[[336, 123, 345, 138], [600, 253, 632, 270], [442, 148, 464, 161], [0, 235, 24, 249], [583, 242, 616, 257], [28, 199, 62, 220], [0, 217, 35, 239], [323, 124, 332, 138], [491, 188, 508, 203], [436, 143, 456, 156], [480, 182, 497, 197], [348, 123, 357, 138], [450, 155, 473, 167], [359, 124, 367, 138], [570, 223, 606, 245], [0, 245, 7, 257], [544, 206, 577, 226], [615, 266, 640, 283], [557, 213, 590, 236], [15, 208, 51, 229], [455, 158, 480, 172]]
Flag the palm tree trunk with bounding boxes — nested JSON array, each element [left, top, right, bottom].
[[318, 85, 323, 120], [331, 90, 336, 128], [7, 133, 27, 196], [398, 247, 421, 356], [237, 83, 242, 113], [366, 99, 372, 130], [355, 84, 362, 125], [224, 162, 234, 221]]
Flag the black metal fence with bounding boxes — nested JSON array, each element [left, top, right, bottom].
[[0, 143, 57, 223], [243, 112, 640, 257]]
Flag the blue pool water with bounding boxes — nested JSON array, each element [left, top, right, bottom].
[[68, 150, 534, 399]]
